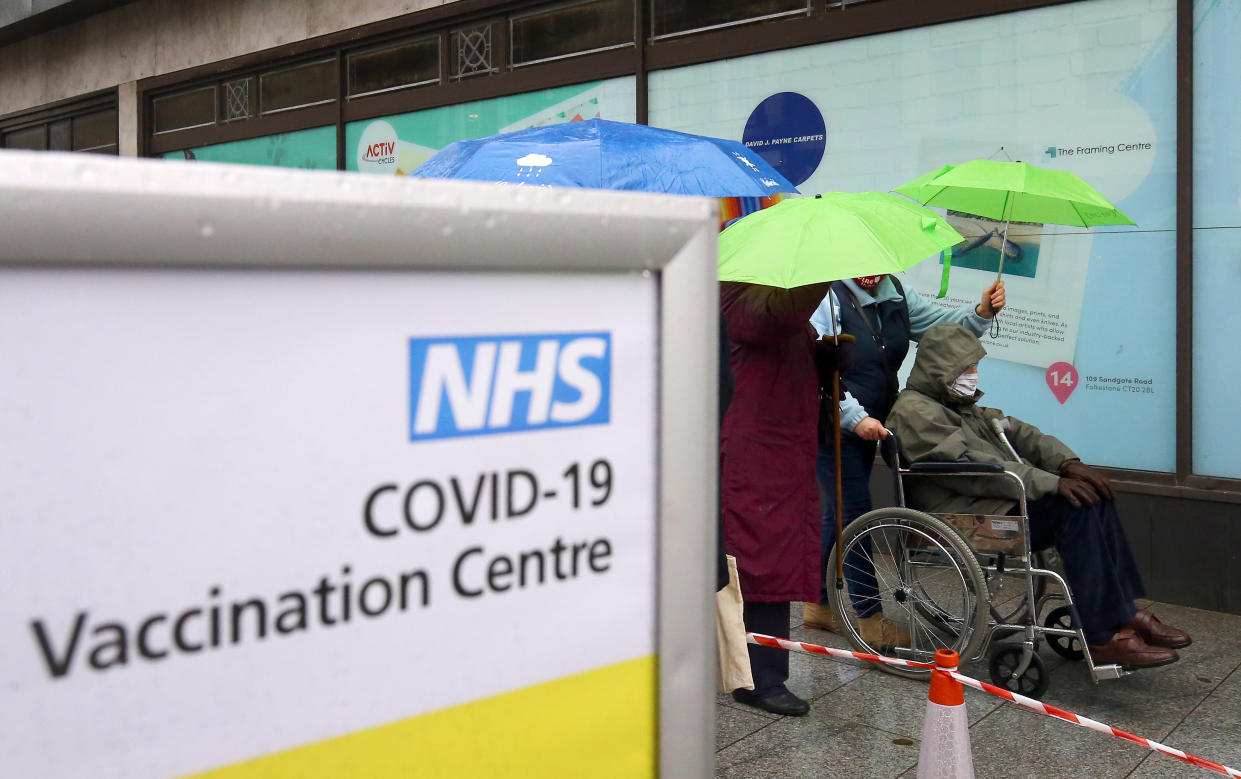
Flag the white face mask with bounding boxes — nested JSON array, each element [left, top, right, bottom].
[[948, 371, 979, 398]]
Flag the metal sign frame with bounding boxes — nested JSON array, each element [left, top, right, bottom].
[[0, 150, 718, 778]]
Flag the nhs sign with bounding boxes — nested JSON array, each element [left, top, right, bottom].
[[409, 332, 611, 441]]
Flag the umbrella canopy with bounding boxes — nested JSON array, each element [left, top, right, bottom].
[[717, 192, 964, 289], [894, 159, 1134, 227], [411, 118, 797, 197]]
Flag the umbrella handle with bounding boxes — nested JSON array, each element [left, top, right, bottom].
[[991, 216, 1010, 339]]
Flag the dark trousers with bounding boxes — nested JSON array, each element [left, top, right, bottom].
[[1027, 495, 1145, 645], [743, 600, 791, 695], [816, 437, 881, 616]]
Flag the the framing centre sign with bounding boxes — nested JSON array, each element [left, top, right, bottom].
[[0, 152, 719, 778]]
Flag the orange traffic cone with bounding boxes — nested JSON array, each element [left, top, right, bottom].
[[916, 649, 975, 779]]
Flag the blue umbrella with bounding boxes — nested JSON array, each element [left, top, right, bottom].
[[411, 118, 798, 197]]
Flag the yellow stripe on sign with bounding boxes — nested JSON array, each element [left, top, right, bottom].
[[185, 655, 657, 779]]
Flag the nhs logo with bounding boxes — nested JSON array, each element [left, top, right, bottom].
[[409, 332, 611, 441]]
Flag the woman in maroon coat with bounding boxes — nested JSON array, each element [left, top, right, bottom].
[[720, 279, 831, 716]]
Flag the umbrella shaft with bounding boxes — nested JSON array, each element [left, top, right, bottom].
[[995, 218, 1011, 281], [832, 371, 845, 585]]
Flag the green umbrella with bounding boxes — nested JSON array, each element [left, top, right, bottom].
[[717, 191, 964, 288], [894, 159, 1135, 279], [716, 191, 962, 600]]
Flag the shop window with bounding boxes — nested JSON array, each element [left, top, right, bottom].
[[260, 59, 337, 115], [72, 109, 119, 153], [451, 23, 494, 79], [48, 119, 71, 151], [153, 86, 216, 134], [511, 0, 635, 66], [348, 37, 440, 98], [1192, 2, 1241, 479], [650, 0, 810, 39], [3, 125, 45, 150], [650, 0, 1176, 472]]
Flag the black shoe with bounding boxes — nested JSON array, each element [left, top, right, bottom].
[[731, 687, 810, 716]]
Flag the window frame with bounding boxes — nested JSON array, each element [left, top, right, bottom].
[[509, 0, 637, 69]]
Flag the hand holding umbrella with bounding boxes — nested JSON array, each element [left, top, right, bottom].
[[976, 280, 1006, 318], [895, 159, 1135, 281]]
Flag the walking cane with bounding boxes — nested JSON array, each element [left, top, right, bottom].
[[820, 314, 855, 595]]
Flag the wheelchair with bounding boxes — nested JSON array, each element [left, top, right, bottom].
[[824, 435, 1132, 699]]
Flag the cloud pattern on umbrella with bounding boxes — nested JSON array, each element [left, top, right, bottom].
[[411, 118, 798, 198]]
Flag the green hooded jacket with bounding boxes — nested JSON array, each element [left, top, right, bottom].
[[887, 323, 1077, 515]]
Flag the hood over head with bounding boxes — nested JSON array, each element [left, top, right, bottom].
[[907, 323, 987, 405]]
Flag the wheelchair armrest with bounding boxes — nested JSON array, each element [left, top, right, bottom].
[[906, 462, 1006, 474]]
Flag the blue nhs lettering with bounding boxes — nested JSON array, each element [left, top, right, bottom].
[[409, 332, 611, 440]]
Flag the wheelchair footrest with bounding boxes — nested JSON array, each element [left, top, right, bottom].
[[1092, 663, 1132, 681]]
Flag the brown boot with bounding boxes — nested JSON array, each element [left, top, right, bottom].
[[1126, 609, 1192, 649], [802, 602, 844, 633], [1088, 628, 1179, 669], [857, 613, 910, 648]]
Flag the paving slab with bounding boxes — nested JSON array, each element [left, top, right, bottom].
[[1127, 680, 1241, 778], [716, 600, 1241, 777], [816, 666, 1001, 740], [966, 703, 1149, 778], [715, 710, 921, 779], [716, 704, 778, 752]]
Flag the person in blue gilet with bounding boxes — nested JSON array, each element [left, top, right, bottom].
[[803, 274, 1005, 646]]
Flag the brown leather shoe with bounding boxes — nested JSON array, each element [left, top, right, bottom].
[[1088, 628, 1179, 669], [1126, 609, 1192, 649]]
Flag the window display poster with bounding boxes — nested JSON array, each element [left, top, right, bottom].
[[347, 77, 637, 175], [1192, 0, 1241, 479], [650, 0, 1176, 471], [161, 126, 337, 169]]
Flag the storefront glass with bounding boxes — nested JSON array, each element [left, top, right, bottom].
[[345, 77, 636, 175], [160, 126, 337, 169], [651, 0, 1177, 471], [1191, 0, 1241, 479]]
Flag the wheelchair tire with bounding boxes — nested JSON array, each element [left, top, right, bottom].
[[1044, 605, 1085, 661], [827, 507, 990, 681], [988, 644, 1050, 699]]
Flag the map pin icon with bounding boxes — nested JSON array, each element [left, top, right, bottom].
[[1045, 362, 1079, 405]]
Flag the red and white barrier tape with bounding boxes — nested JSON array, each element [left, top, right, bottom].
[[746, 632, 1241, 778], [747, 631, 935, 670]]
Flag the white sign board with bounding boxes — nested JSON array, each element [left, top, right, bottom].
[[0, 152, 719, 778]]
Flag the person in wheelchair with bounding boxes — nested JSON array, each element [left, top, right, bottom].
[[887, 323, 1191, 669]]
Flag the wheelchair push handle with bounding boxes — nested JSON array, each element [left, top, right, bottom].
[[881, 431, 1005, 473]]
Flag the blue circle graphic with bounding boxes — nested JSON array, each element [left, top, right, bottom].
[[742, 93, 827, 187]]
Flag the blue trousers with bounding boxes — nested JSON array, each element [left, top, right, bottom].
[[816, 436, 882, 617], [1027, 495, 1145, 645]]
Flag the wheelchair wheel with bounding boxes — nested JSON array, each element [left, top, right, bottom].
[[1044, 605, 1085, 661], [827, 507, 989, 681], [988, 644, 1050, 699]]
